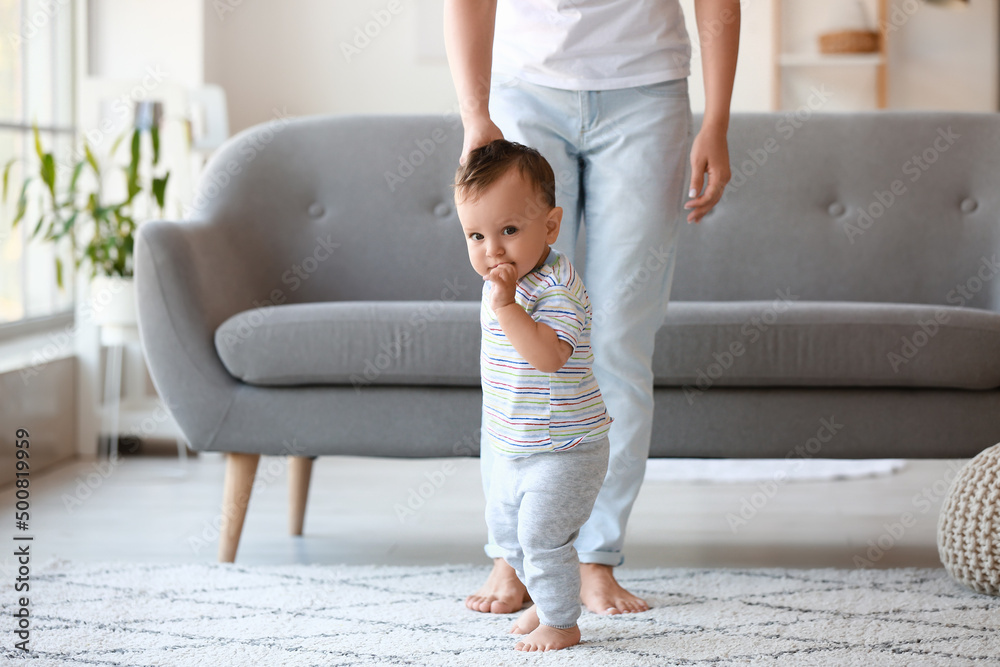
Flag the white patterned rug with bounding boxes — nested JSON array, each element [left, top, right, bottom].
[[2, 560, 999, 666], [643, 459, 908, 483]]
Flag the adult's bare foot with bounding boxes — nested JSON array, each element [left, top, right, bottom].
[[465, 558, 530, 614], [579, 562, 649, 615]]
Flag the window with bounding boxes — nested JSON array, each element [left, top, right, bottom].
[[0, 0, 77, 331]]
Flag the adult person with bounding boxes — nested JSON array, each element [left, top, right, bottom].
[[444, 0, 740, 616]]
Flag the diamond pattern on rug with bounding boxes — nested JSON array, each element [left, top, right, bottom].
[[1, 561, 998, 666]]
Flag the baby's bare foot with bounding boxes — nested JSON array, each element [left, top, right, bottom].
[[465, 558, 530, 614], [515, 623, 581, 652], [580, 563, 649, 615], [509, 604, 540, 635]]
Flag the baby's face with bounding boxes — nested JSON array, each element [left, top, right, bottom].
[[456, 168, 562, 280]]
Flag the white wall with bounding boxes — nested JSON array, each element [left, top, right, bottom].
[[84, 0, 204, 211], [679, 0, 774, 113], [203, 0, 460, 131], [889, 0, 997, 110], [198, 0, 997, 136], [83, 1, 997, 136], [89, 0, 204, 86]]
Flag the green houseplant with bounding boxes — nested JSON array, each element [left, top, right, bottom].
[[2, 121, 170, 291]]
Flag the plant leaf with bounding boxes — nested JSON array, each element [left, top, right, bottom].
[[126, 129, 141, 201], [83, 142, 100, 176], [42, 210, 63, 241], [32, 123, 44, 162], [32, 214, 46, 238], [2, 157, 16, 201], [41, 153, 56, 200], [49, 210, 78, 241], [152, 173, 169, 210], [11, 177, 33, 228], [67, 160, 85, 196], [151, 126, 160, 165], [110, 130, 128, 158], [130, 128, 140, 163], [55, 256, 64, 291]]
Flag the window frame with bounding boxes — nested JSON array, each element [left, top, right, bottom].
[[0, 0, 85, 342]]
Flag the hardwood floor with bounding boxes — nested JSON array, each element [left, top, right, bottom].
[[0, 452, 965, 571]]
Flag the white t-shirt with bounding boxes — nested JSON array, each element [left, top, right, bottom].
[[492, 0, 691, 91]]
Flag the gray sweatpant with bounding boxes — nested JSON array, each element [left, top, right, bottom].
[[485, 436, 610, 629]]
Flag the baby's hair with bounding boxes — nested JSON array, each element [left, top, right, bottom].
[[453, 139, 556, 209]]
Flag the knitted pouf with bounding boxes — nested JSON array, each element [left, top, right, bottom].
[[937, 443, 1000, 595]]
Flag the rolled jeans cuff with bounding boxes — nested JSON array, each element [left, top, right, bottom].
[[484, 543, 507, 560], [485, 543, 625, 568]]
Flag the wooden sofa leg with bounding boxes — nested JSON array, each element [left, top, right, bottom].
[[289, 456, 314, 536], [218, 452, 260, 563]]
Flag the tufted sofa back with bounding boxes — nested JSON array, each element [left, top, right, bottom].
[[670, 112, 1000, 310], [189, 113, 483, 304], [188, 111, 1000, 311]]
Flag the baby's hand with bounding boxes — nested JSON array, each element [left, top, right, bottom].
[[487, 263, 518, 311]]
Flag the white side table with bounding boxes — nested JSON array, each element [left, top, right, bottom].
[[99, 322, 188, 462]]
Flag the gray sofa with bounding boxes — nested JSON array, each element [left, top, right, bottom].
[[135, 111, 1000, 562]]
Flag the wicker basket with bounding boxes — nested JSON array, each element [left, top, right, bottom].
[[818, 29, 880, 54]]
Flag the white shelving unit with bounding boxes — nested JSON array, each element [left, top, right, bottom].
[[777, 53, 884, 68], [773, 0, 889, 111]]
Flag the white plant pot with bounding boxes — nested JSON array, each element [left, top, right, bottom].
[[89, 275, 137, 328]]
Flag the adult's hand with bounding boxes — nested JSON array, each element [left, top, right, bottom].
[[688, 0, 739, 224], [460, 115, 505, 166], [444, 0, 501, 165], [684, 124, 731, 224]]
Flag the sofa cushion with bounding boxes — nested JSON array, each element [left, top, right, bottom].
[[215, 301, 482, 388], [654, 301, 1000, 390], [215, 299, 1000, 391]]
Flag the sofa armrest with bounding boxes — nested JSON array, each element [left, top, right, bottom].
[[135, 219, 274, 448]]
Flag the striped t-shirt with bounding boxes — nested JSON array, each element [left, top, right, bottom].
[[481, 247, 613, 457]]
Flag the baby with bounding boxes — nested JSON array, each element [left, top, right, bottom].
[[453, 139, 613, 652]]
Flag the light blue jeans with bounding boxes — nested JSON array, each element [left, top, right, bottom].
[[482, 73, 693, 567]]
